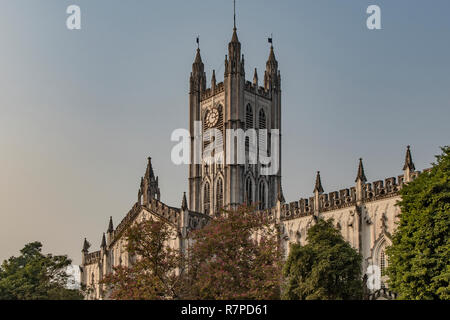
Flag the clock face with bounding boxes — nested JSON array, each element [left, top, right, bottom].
[[205, 108, 219, 128]]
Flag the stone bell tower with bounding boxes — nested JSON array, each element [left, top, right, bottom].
[[188, 12, 282, 215]]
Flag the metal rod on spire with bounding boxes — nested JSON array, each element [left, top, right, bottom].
[[233, 0, 236, 29], [196, 35, 199, 49]]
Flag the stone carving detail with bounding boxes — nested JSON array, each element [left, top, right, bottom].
[[348, 211, 355, 228], [364, 212, 372, 225]]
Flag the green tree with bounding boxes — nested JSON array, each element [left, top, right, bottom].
[[387, 146, 450, 300], [0, 242, 83, 300], [283, 218, 363, 300], [185, 206, 282, 300]]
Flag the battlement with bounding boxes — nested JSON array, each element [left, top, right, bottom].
[[363, 176, 401, 202], [319, 187, 357, 213], [280, 197, 315, 220], [187, 211, 210, 230], [85, 250, 101, 265], [259, 206, 277, 222], [147, 198, 180, 225], [274, 171, 426, 222], [200, 80, 273, 102], [200, 82, 224, 101], [244, 81, 271, 99]]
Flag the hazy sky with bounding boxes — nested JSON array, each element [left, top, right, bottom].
[[0, 0, 449, 265]]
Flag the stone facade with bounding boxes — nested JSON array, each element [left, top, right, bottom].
[[188, 27, 282, 215], [80, 25, 425, 300]]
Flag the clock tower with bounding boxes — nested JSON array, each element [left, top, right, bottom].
[[188, 25, 282, 215]]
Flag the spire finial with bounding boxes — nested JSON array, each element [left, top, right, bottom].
[[107, 216, 114, 233], [355, 158, 367, 183], [101, 233, 106, 249], [145, 156, 155, 180], [253, 68, 258, 86], [314, 171, 324, 194], [403, 145, 415, 171], [181, 192, 188, 211], [82, 238, 90, 252]]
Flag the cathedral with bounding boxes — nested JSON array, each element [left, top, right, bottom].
[[80, 21, 426, 300]]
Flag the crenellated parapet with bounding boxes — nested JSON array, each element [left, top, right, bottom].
[[280, 197, 315, 221], [201, 82, 225, 101], [147, 198, 180, 225], [259, 206, 277, 222], [244, 81, 272, 100], [277, 175, 402, 221], [85, 250, 101, 265], [274, 146, 426, 222], [363, 176, 401, 202], [187, 211, 210, 230], [319, 187, 357, 212]]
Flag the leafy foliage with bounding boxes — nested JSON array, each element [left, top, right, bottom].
[[185, 206, 282, 299], [283, 219, 363, 300], [387, 146, 450, 300], [0, 242, 83, 300], [102, 206, 281, 300], [101, 218, 183, 300]]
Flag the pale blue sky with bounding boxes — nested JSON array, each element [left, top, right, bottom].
[[0, 0, 449, 264]]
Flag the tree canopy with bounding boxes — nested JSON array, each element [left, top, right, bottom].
[[101, 218, 182, 300], [0, 242, 83, 300], [387, 146, 450, 300], [185, 206, 282, 300], [101, 206, 282, 300], [283, 218, 363, 300]]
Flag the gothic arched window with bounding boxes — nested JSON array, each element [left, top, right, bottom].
[[246, 104, 253, 129], [259, 180, 266, 210], [259, 109, 266, 129], [216, 178, 223, 213], [204, 182, 210, 215], [245, 177, 253, 203]]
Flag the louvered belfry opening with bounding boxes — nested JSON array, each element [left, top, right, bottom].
[[258, 109, 267, 157]]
